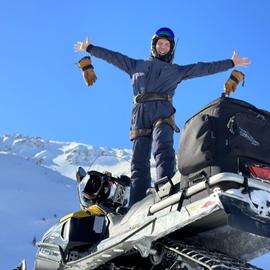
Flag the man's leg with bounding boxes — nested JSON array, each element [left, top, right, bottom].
[[129, 136, 152, 206], [152, 124, 176, 180]]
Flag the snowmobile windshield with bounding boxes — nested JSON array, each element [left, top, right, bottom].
[[78, 176, 93, 208]]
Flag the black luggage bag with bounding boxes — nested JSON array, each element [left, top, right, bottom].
[[178, 95, 270, 189]]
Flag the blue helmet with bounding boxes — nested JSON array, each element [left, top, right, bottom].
[[151, 27, 175, 63]]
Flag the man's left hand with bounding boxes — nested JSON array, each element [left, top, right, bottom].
[[232, 51, 251, 67]]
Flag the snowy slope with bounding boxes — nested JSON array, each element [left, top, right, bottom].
[[0, 153, 78, 269], [0, 134, 269, 269], [0, 134, 135, 269]]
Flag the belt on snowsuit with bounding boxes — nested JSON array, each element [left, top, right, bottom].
[[130, 93, 180, 140], [133, 93, 172, 104]]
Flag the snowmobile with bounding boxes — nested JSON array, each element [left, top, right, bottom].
[[33, 95, 270, 270]]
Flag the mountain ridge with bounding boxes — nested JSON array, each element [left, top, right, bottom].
[[0, 133, 134, 179]]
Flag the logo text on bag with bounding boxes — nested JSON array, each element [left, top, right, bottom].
[[239, 127, 260, 146]]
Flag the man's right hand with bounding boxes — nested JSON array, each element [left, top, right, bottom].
[[74, 36, 90, 52]]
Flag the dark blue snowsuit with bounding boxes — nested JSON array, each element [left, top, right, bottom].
[[86, 45, 234, 205]]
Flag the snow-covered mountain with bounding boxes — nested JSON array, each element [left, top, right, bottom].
[[0, 134, 269, 269], [0, 134, 134, 179]]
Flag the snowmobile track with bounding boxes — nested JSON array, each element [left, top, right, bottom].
[[158, 239, 263, 270], [97, 238, 263, 270]]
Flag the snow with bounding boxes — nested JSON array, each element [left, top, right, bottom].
[[0, 134, 269, 269], [0, 152, 77, 269], [0, 134, 135, 179]]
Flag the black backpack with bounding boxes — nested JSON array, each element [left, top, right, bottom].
[[178, 95, 270, 185]]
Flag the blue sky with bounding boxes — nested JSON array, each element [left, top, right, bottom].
[[1, 1, 270, 267], [1, 0, 270, 151]]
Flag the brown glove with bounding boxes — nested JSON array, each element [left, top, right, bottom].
[[77, 56, 97, 86], [224, 69, 245, 96]]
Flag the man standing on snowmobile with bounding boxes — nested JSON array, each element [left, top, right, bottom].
[[74, 27, 251, 206]]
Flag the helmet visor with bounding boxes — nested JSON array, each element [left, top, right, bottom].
[[155, 27, 175, 38]]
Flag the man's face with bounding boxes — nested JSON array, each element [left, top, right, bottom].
[[155, 38, 171, 56]]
